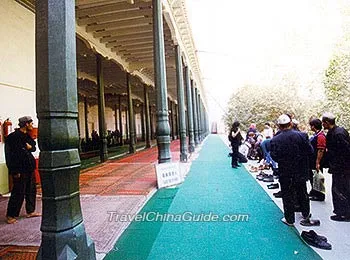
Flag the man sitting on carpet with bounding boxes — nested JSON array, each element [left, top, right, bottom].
[[270, 114, 315, 226]]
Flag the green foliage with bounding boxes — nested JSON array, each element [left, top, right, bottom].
[[223, 85, 320, 131], [323, 53, 350, 130]]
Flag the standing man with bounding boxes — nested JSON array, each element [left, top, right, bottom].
[[5, 116, 41, 224], [322, 112, 350, 221], [228, 121, 243, 168], [270, 114, 314, 226], [308, 118, 327, 201]]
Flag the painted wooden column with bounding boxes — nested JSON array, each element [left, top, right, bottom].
[[175, 103, 179, 138], [114, 103, 118, 134], [84, 96, 89, 141], [127, 74, 136, 153], [118, 95, 124, 145], [150, 106, 154, 140], [96, 54, 108, 162], [197, 91, 202, 142], [184, 66, 195, 153], [175, 45, 188, 161], [153, 0, 171, 163], [125, 108, 129, 142], [144, 85, 151, 148], [172, 101, 177, 140], [141, 104, 145, 141], [35, 1, 95, 259], [169, 99, 175, 140], [191, 81, 199, 146]]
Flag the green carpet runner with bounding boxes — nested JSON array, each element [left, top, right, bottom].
[[106, 135, 321, 260]]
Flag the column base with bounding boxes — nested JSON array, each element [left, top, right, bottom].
[[37, 222, 96, 260]]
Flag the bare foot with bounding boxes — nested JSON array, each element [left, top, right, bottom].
[[7, 217, 17, 224], [26, 212, 41, 218]]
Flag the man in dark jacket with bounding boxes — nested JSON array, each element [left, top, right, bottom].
[[322, 112, 350, 221], [5, 116, 41, 224], [228, 121, 243, 168], [270, 114, 314, 226]]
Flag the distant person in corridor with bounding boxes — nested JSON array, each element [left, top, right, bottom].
[[5, 116, 41, 224], [322, 112, 350, 221], [228, 121, 243, 168]]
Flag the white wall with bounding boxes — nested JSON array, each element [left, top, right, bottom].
[[0, 0, 35, 194]]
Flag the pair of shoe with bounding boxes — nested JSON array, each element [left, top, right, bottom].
[[301, 230, 332, 250], [249, 166, 258, 172], [281, 217, 294, 226], [273, 191, 282, 198], [262, 175, 274, 182], [267, 183, 279, 189], [256, 171, 267, 180], [330, 214, 350, 222]]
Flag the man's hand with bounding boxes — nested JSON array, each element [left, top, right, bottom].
[[26, 143, 32, 150], [13, 173, 20, 179]]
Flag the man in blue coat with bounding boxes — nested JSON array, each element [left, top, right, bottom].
[[270, 114, 314, 226]]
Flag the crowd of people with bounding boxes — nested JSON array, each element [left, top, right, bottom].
[[228, 112, 350, 228]]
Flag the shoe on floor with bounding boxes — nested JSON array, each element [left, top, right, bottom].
[[263, 175, 274, 182], [26, 212, 41, 218], [330, 215, 350, 222], [281, 217, 294, 226], [300, 218, 320, 226], [273, 191, 282, 198], [309, 196, 325, 201], [301, 231, 332, 250], [6, 216, 17, 224], [267, 183, 279, 189], [304, 230, 327, 242]]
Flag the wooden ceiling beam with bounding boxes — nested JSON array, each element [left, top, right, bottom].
[[86, 17, 152, 32], [106, 39, 153, 48], [93, 24, 152, 38], [100, 31, 153, 43], [78, 8, 151, 26], [76, 1, 151, 18]]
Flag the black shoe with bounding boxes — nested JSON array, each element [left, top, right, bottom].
[[305, 230, 327, 242], [300, 218, 321, 226], [267, 183, 279, 189], [330, 215, 350, 222], [301, 231, 332, 250], [263, 175, 274, 182], [273, 191, 282, 198]]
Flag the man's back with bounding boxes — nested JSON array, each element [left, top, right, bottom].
[[270, 129, 312, 180]]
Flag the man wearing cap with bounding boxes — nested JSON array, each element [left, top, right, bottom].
[[322, 112, 350, 221], [4, 116, 41, 224], [270, 114, 314, 226]]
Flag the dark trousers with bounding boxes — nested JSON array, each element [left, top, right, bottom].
[[231, 144, 239, 167], [279, 177, 310, 223], [332, 174, 350, 217], [6, 172, 37, 218]]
